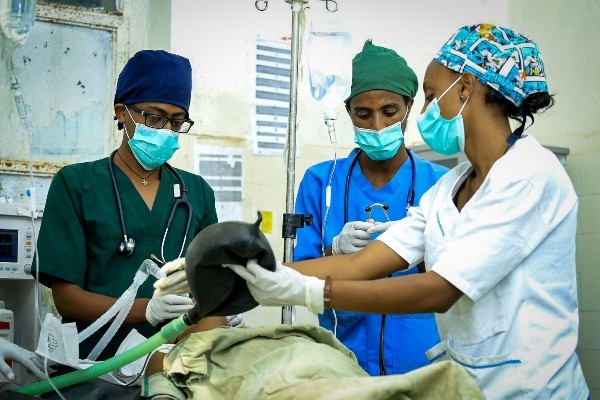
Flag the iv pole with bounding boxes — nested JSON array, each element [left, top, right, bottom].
[[256, 0, 310, 324], [281, 0, 309, 324], [256, 0, 339, 324]]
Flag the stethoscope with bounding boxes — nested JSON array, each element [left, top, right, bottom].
[[108, 149, 193, 263], [343, 148, 416, 224], [343, 147, 417, 376]]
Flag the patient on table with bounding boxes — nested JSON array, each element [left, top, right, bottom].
[[141, 324, 482, 400], [140, 216, 482, 399]]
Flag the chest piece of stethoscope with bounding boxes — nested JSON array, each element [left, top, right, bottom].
[[365, 203, 390, 222]]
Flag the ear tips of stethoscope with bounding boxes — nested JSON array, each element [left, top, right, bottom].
[[365, 203, 391, 222], [365, 203, 389, 213]]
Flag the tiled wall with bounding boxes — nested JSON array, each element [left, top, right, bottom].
[[571, 155, 600, 398], [508, 0, 600, 393]]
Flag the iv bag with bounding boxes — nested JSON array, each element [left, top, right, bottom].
[[0, 0, 36, 46], [307, 17, 352, 122]]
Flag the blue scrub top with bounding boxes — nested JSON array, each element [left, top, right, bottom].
[[294, 148, 448, 375]]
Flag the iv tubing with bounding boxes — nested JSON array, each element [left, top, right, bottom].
[[15, 315, 190, 396]]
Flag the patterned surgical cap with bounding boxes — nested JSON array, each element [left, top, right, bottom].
[[433, 24, 548, 107]]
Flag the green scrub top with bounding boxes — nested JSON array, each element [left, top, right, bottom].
[[35, 156, 218, 360]]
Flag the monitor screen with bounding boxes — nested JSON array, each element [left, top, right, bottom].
[[0, 229, 18, 263]]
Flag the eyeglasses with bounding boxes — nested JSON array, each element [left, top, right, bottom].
[[127, 104, 194, 133]]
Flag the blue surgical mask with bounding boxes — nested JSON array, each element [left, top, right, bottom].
[[124, 107, 180, 170], [416, 76, 469, 156], [353, 108, 408, 161]]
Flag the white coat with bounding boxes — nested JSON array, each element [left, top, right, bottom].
[[379, 136, 589, 399]]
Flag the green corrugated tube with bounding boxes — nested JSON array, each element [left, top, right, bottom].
[[15, 315, 189, 396]]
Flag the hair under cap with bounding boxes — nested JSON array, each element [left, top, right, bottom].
[[346, 40, 418, 103], [433, 23, 548, 107], [114, 50, 192, 115]]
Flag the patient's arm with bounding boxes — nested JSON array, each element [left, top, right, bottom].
[[143, 351, 186, 400], [146, 316, 227, 375], [146, 351, 167, 376], [174, 316, 227, 342]]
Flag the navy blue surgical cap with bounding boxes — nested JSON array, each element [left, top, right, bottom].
[[114, 50, 192, 115]]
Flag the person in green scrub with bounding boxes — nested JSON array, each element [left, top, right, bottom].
[[35, 50, 226, 361]]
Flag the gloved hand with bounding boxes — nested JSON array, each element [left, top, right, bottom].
[[0, 337, 45, 381], [225, 259, 325, 314], [366, 220, 401, 234], [153, 258, 189, 297], [331, 220, 376, 255], [145, 294, 195, 326], [226, 314, 245, 328]]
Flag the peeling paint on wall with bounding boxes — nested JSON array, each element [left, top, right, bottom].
[[0, 20, 113, 168], [0, 174, 51, 205]]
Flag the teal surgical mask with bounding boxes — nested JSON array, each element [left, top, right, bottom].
[[416, 76, 469, 156], [353, 108, 408, 161], [125, 107, 180, 170]]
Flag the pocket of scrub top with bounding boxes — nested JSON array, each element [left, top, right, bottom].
[[445, 340, 526, 398], [451, 288, 507, 345], [321, 308, 366, 327]]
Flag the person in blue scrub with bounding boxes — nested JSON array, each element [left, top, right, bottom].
[[35, 50, 228, 361], [294, 40, 448, 375]]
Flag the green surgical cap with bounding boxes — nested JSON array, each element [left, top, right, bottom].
[[346, 40, 418, 103]]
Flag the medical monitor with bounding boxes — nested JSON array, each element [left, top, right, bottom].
[[0, 203, 43, 277]]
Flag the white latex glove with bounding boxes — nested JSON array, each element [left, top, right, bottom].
[[145, 294, 194, 326], [226, 314, 245, 328], [366, 220, 401, 234], [331, 220, 376, 255], [153, 258, 189, 297], [0, 337, 45, 381], [225, 259, 325, 314]]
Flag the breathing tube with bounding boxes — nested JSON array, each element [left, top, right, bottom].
[[81, 259, 163, 361], [15, 213, 274, 396], [15, 316, 190, 396]]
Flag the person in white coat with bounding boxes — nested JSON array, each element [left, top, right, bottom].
[[156, 24, 589, 399]]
